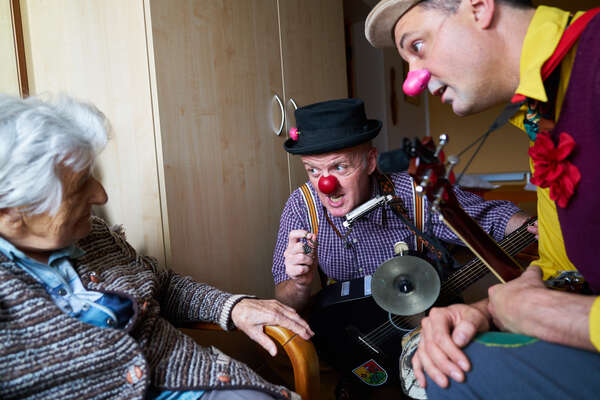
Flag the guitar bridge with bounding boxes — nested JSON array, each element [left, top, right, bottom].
[[347, 325, 383, 356]]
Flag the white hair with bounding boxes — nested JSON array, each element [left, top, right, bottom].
[[0, 94, 108, 215]]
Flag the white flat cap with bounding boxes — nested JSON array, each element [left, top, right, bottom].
[[365, 0, 423, 48]]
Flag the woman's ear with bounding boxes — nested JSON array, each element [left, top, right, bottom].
[[0, 208, 25, 233]]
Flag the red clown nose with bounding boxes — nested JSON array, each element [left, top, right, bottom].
[[318, 175, 339, 194]]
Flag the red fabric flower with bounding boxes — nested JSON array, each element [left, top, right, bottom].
[[528, 131, 580, 208]]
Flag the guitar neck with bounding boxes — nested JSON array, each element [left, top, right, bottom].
[[438, 217, 537, 303], [439, 204, 524, 283]]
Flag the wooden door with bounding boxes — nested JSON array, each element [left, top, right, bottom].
[[149, 0, 288, 297], [20, 0, 166, 265], [278, 0, 349, 192], [1, 0, 21, 96]]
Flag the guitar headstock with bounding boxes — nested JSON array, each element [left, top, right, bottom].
[[402, 135, 525, 283], [405, 134, 460, 212]]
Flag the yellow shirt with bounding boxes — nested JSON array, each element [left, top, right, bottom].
[[510, 6, 600, 350]]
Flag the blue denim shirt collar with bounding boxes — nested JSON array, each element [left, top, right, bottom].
[[0, 235, 85, 267]]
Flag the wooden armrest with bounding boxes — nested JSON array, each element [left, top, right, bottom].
[[183, 323, 320, 400]]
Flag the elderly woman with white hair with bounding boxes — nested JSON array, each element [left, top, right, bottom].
[[0, 94, 312, 400]]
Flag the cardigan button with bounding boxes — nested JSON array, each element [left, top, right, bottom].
[[89, 272, 100, 283], [218, 374, 231, 383], [141, 301, 149, 312], [126, 365, 143, 384]]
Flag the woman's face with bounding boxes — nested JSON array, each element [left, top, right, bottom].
[[1, 165, 108, 260]]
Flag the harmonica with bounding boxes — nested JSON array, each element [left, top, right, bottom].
[[343, 194, 393, 228]]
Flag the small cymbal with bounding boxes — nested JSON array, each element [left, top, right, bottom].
[[372, 255, 441, 316]]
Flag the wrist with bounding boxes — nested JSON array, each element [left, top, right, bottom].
[[221, 294, 252, 331], [292, 277, 313, 290]]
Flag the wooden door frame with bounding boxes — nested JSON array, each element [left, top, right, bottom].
[[10, 0, 28, 97]]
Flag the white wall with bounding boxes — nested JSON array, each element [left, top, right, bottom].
[[350, 20, 388, 151], [348, 10, 428, 154]]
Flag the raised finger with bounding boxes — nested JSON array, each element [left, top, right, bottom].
[[284, 240, 308, 257], [287, 230, 309, 247]]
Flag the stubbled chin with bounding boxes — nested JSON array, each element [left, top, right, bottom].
[[326, 207, 348, 218]]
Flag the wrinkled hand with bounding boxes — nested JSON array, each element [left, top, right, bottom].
[[412, 304, 490, 389], [527, 220, 539, 240], [283, 230, 318, 287], [231, 298, 314, 356], [488, 265, 546, 332]]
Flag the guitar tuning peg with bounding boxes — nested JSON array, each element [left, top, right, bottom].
[[417, 170, 432, 194], [434, 134, 448, 158], [445, 155, 459, 179]]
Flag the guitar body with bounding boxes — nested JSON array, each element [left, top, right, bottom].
[[310, 275, 455, 397], [310, 287, 405, 395]]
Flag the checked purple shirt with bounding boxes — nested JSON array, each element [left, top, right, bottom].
[[272, 172, 521, 284]]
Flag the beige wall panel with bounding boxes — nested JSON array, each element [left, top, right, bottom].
[[383, 47, 428, 152], [278, 0, 349, 191], [0, 0, 19, 96], [21, 0, 165, 265], [428, 99, 530, 175], [149, 0, 287, 297]]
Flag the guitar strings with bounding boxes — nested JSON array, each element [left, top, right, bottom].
[[361, 223, 536, 346], [365, 228, 536, 345], [364, 233, 534, 345]]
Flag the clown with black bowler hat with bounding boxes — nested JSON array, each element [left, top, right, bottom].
[[271, 98, 527, 398]]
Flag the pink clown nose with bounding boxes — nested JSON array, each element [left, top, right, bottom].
[[402, 69, 431, 96], [318, 175, 339, 195]]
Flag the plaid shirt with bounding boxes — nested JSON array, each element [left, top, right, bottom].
[[272, 172, 520, 284]]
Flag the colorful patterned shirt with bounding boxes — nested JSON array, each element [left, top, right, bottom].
[[508, 5, 600, 350], [272, 172, 521, 284]]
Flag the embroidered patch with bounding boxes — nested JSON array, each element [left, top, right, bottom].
[[352, 359, 388, 386]]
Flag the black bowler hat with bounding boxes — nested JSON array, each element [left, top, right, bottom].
[[284, 98, 382, 155]]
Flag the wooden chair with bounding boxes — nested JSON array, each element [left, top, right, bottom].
[[182, 322, 320, 400]]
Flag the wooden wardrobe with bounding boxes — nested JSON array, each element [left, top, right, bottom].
[[11, 0, 347, 298]]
